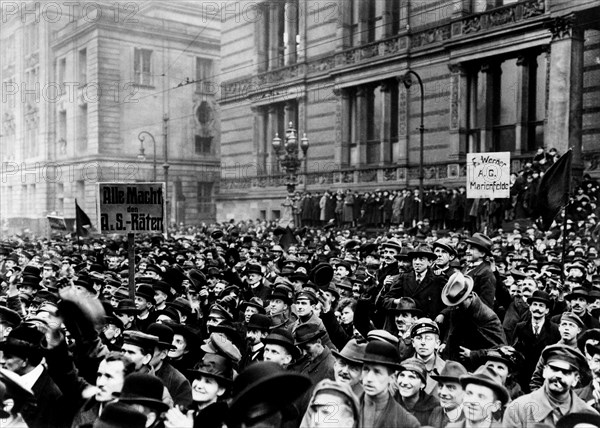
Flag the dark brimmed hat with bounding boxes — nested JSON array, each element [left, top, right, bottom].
[[380, 238, 402, 253], [208, 303, 234, 323], [430, 360, 467, 383], [239, 297, 266, 315], [408, 245, 437, 261], [93, 402, 146, 428], [154, 307, 180, 324], [229, 362, 312, 422], [0, 306, 22, 328], [308, 263, 334, 287], [263, 328, 300, 359], [557, 413, 600, 428], [136, 284, 155, 302], [247, 314, 272, 331], [432, 239, 458, 258], [565, 287, 592, 302], [245, 263, 263, 276], [122, 331, 159, 352], [294, 323, 325, 346], [146, 323, 176, 350], [527, 290, 552, 307], [459, 366, 509, 404], [441, 272, 474, 307], [464, 233, 492, 255], [390, 297, 422, 316], [0, 324, 44, 360], [296, 289, 318, 305], [331, 339, 366, 365], [359, 340, 402, 369], [268, 285, 294, 305], [187, 353, 233, 385], [115, 373, 169, 412]]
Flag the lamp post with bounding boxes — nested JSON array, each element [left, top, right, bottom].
[[401, 70, 425, 222], [137, 131, 157, 181], [272, 122, 309, 195]]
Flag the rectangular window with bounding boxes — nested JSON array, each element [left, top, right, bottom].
[[76, 180, 85, 204], [195, 57, 213, 93], [79, 49, 87, 85], [197, 182, 213, 213], [366, 85, 382, 165], [349, 92, 357, 165], [134, 48, 153, 86], [195, 135, 212, 154], [58, 57, 66, 92], [78, 104, 88, 151], [350, 0, 360, 46]]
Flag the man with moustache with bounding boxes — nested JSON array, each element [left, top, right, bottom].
[[429, 361, 467, 428], [242, 263, 272, 302], [513, 290, 561, 392], [374, 239, 402, 298], [331, 339, 366, 397], [503, 345, 598, 427], [432, 239, 459, 280], [552, 287, 600, 330], [389, 297, 422, 359], [240, 314, 271, 369]]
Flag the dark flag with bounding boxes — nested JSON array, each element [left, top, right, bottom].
[[534, 149, 572, 231], [75, 199, 93, 236], [274, 226, 296, 251]]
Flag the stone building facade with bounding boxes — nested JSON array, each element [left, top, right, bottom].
[[1, 1, 220, 234], [218, 0, 600, 222]]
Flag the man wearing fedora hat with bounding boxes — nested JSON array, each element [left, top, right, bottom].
[[263, 328, 300, 369], [332, 339, 366, 397], [503, 344, 598, 427], [293, 323, 336, 386], [448, 366, 509, 428], [513, 290, 561, 393], [464, 232, 497, 309], [240, 313, 272, 369], [381, 244, 446, 320], [552, 287, 600, 331], [358, 340, 420, 428], [429, 361, 468, 428]]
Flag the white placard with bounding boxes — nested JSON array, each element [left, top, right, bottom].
[[466, 152, 511, 199]]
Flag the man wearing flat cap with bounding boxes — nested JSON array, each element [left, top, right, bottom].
[[464, 232, 496, 309], [292, 323, 336, 386], [503, 344, 599, 428]]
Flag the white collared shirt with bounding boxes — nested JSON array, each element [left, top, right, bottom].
[[20, 363, 44, 390]]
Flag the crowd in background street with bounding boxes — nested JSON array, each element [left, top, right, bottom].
[[0, 147, 600, 427]]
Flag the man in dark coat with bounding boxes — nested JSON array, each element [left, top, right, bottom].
[[439, 272, 506, 370], [381, 245, 446, 320], [512, 290, 560, 393], [551, 287, 600, 331], [292, 323, 335, 386], [464, 233, 496, 309]]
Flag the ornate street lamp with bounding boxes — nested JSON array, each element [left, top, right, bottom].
[[401, 70, 425, 222], [137, 131, 157, 181], [272, 122, 309, 195]]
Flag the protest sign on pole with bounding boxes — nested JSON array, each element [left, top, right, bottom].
[[466, 152, 511, 199], [97, 182, 165, 298]]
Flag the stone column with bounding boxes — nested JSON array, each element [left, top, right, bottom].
[[479, 63, 497, 152], [334, 88, 350, 166], [380, 82, 392, 164], [267, 106, 278, 173], [382, 0, 394, 38], [252, 107, 266, 174], [397, 78, 409, 165], [284, 0, 298, 65], [269, 2, 282, 69], [355, 87, 368, 166], [255, 4, 268, 73], [514, 56, 531, 155], [284, 100, 297, 129], [336, 0, 351, 50], [448, 63, 468, 160], [546, 15, 584, 178]]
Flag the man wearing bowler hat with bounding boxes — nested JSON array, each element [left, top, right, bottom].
[[381, 244, 446, 320], [429, 361, 467, 428], [240, 313, 272, 369], [504, 344, 598, 427], [358, 340, 420, 428], [439, 272, 506, 370], [243, 263, 272, 302], [513, 289, 560, 393], [464, 233, 496, 309], [116, 372, 170, 428]]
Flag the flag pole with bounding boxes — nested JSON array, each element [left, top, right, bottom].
[[560, 196, 571, 282], [75, 199, 81, 252]]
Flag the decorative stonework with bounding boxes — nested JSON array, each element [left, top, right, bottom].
[[398, 89, 408, 136], [549, 15, 576, 41], [2, 112, 15, 136], [461, 0, 545, 35]]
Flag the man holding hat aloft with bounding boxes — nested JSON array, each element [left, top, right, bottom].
[[464, 232, 497, 309], [439, 272, 506, 370], [381, 244, 446, 320], [410, 318, 446, 395], [503, 344, 598, 428], [358, 340, 420, 428], [513, 289, 560, 393]]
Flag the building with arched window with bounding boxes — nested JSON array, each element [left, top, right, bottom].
[[218, 0, 600, 222]]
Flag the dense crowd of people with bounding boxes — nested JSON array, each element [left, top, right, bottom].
[[2, 173, 600, 427]]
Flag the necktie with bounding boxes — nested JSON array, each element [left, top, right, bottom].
[[534, 324, 540, 336]]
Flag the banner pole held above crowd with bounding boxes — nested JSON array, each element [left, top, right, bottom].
[[128, 233, 135, 300]]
